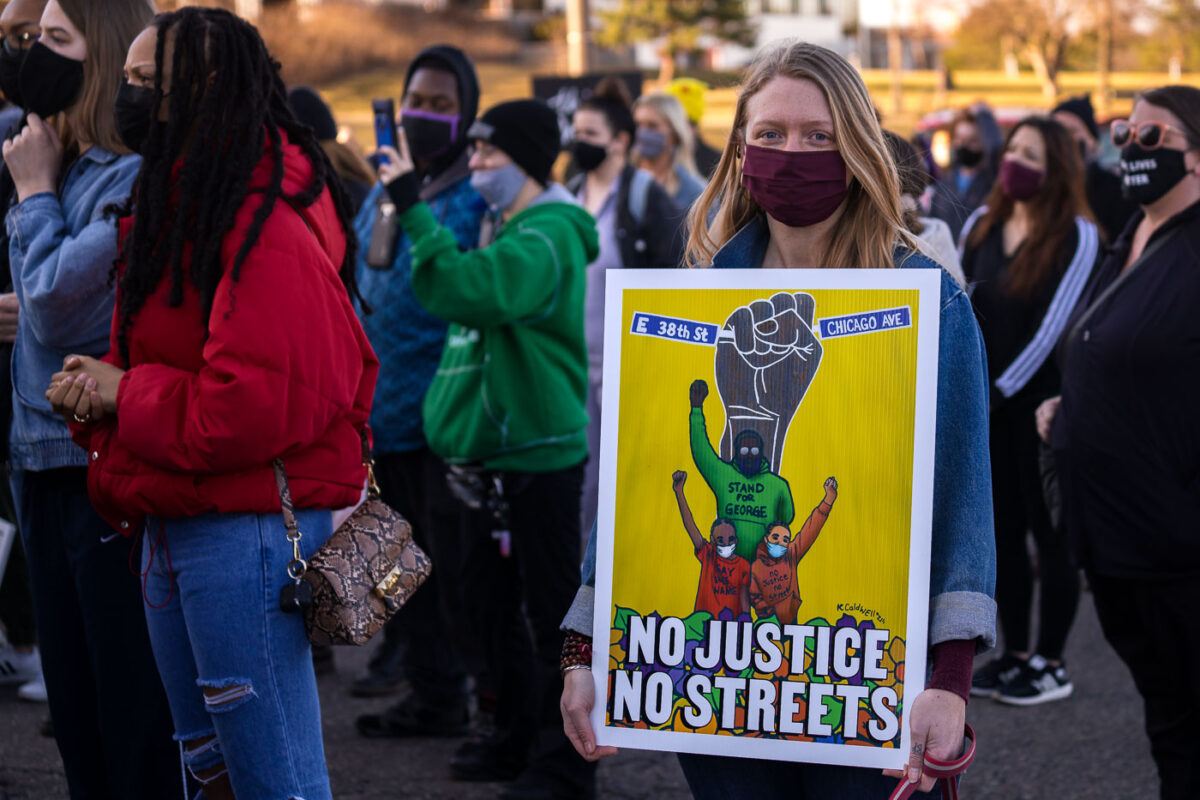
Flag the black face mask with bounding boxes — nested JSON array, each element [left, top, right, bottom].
[[400, 109, 460, 162], [954, 146, 983, 168], [18, 41, 84, 119], [572, 140, 608, 173], [1120, 143, 1191, 206], [114, 82, 156, 155], [0, 44, 27, 109]]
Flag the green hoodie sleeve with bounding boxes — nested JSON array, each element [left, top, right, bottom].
[[779, 479, 795, 525], [403, 201, 560, 328], [690, 407, 726, 489]]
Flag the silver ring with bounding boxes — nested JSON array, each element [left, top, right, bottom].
[[73, 413, 90, 424]]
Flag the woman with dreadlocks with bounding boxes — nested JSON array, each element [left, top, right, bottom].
[[3, 1, 179, 797], [45, 7, 378, 799]]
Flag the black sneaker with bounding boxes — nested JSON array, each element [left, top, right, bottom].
[[450, 735, 527, 782], [995, 654, 1074, 706], [970, 652, 1025, 698], [356, 695, 469, 738]]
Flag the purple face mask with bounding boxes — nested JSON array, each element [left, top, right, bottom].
[[400, 108, 461, 161], [999, 158, 1045, 201], [741, 144, 849, 228]]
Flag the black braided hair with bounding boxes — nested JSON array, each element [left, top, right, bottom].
[[114, 7, 365, 366]]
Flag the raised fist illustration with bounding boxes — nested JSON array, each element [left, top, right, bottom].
[[713, 292, 823, 468]]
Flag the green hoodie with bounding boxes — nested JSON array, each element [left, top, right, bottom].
[[690, 407, 795, 561], [406, 190, 598, 472]]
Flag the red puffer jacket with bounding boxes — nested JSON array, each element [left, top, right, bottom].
[[73, 135, 379, 534]]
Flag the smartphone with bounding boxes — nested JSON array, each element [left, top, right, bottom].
[[372, 98, 397, 164]]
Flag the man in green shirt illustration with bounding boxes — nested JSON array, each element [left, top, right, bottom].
[[689, 379, 795, 562]]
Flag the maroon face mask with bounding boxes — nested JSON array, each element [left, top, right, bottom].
[[741, 144, 849, 227], [999, 159, 1045, 201]]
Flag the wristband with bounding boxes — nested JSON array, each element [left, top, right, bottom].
[[560, 630, 593, 673]]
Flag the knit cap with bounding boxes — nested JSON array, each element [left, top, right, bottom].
[[466, 99, 561, 186], [287, 86, 338, 142], [1052, 95, 1099, 141]]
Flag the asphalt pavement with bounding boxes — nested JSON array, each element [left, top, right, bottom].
[[0, 591, 1159, 799]]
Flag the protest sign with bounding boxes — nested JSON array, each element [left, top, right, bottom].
[[591, 267, 941, 769]]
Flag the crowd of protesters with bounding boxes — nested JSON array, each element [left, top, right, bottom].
[[0, 2, 1196, 799]]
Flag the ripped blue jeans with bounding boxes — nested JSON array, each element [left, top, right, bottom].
[[142, 510, 334, 800]]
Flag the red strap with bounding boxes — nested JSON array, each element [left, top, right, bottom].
[[887, 725, 976, 800]]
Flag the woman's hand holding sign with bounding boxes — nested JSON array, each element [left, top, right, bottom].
[[561, 668, 618, 762]]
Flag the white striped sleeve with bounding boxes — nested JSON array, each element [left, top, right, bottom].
[[994, 217, 1099, 398], [957, 205, 988, 263]]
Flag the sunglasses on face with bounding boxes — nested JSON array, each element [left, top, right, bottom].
[[1110, 119, 1189, 150], [738, 446, 760, 456]]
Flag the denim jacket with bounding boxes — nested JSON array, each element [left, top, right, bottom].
[[564, 216, 998, 650], [6, 147, 139, 471]]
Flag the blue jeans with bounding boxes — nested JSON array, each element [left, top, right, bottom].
[[16, 467, 178, 800], [142, 510, 334, 800], [677, 753, 945, 800]]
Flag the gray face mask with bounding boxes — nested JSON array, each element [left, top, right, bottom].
[[635, 127, 669, 160], [471, 162, 527, 211]]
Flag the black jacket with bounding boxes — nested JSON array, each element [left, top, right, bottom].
[[570, 165, 684, 269], [1084, 159, 1137, 244], [1052, 200, 1200, 579]]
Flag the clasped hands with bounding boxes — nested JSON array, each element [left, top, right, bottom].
[[45, 355, 125, 425]]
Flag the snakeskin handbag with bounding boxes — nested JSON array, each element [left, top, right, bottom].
[[271, 434, 431, 646]]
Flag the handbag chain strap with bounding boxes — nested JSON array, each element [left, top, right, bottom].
[[272, 428, 374, 582]]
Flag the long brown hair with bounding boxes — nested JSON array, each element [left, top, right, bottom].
[[685, 41, 916, 269], [965, 117, 1091, 299], [322, 140, 375, 187], [58, 0, 154, 153]]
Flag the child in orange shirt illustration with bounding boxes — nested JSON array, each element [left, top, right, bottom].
[[672, 470, 750, 617], [750, 477, 838, 622]]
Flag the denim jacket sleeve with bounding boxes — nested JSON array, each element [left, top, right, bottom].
[[928, 270, 998, 650], [562, 266, 998, 649], [561, 519, 597, 634], [6, 157, 137, 352]]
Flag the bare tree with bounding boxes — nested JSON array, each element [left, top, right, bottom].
[[594, 0, 756, 82], [956, 0, 1082, 101]]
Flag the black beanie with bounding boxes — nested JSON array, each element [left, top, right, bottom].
[[467, 99, 561, 186], [1052, 95, 1099, 141], [288, 86, 338, 142]]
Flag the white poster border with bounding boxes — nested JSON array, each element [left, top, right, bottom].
[[591, 267, 942, 770]]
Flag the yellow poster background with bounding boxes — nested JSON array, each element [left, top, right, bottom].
[[610, 287, 921, 635]]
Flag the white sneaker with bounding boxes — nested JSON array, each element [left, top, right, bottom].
[[17, 674, 48, 703], [0, 645, 41, 685]]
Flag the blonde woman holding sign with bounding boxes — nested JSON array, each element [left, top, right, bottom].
[[560, 41, 995, 799]]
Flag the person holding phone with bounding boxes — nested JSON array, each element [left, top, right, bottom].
[[377, 98, 598, 800], [350, 44, 487, 739]]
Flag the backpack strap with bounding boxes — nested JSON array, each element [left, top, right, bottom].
[[627, 168, 652, 227]]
